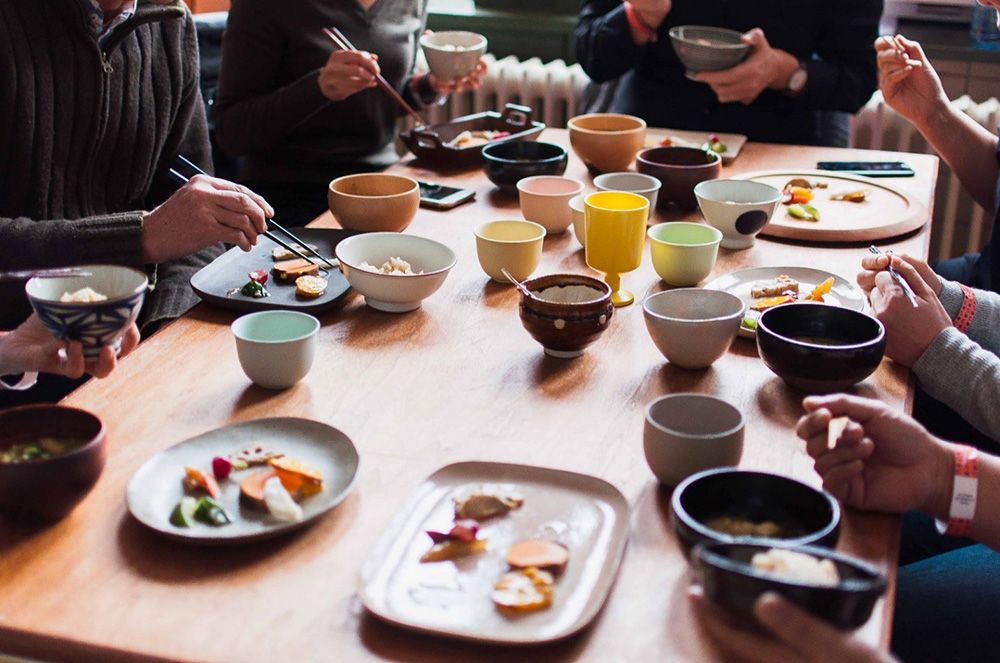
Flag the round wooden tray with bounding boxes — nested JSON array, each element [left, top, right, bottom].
[[735, 169, 928, 243]]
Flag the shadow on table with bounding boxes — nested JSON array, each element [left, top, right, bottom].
[[115, 491, 360, 583], [756, 375, 878, 430], [338, 306, 442, 350]]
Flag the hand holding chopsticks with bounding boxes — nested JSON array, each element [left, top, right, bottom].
[[869, 246, 919, 308]]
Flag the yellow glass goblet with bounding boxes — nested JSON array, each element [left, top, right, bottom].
[[584, 191, 649, 307]]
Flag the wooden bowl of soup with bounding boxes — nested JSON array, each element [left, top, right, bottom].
[[0, 405, 106, 522]]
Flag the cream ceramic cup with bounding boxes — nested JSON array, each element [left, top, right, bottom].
[[517, 175, 584, 234], [474, 220, 547, 283], [231, 311, 320, 389], [569, 194, 587, 246], [642, 289, 745, 369], [647, 222, 723, 286], [594, 172, 661, 212], [643, 393, 745, 486]]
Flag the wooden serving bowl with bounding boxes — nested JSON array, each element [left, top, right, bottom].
[[567, 114, 647, 174], [0, 405, 107, 523], [518, 274, 614, 358], [328, 174, 420, 233]]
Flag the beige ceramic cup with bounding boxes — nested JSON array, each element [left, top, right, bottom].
[[474, 220, 547, 283], [647, 222, 723, 286], [517, 176, 584, 234], [643, 393, 745, 486], [231, 311, 320, 389], [569, 194, 587, 247]]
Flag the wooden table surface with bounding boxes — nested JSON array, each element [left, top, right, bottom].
[[0, 130, 937, 663]]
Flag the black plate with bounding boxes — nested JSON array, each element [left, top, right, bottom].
[[190, 228, 360, 314]]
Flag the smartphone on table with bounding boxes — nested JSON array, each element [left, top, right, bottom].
[[816, 161, 915, 177], [418, 181, 476, 209]]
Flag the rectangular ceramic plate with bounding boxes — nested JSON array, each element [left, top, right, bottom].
[[649, 129, 748, 164], [358, 462, 630, 645], [190, 228, 359, 314]]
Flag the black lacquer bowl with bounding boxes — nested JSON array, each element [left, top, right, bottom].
[[482, 140, 568, 190]]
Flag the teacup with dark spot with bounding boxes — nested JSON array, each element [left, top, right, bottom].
[[694, 180, 783, 249]]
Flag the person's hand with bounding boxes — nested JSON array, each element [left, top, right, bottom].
[[695, 28, 799, 105], [862, 254, 951, 366], [628, 0, 671, 31], [429, 59, 487, 94], [0, 315, 140, 380], [797, 394, 953, 518], [141, 174, 271, 264], [318, 49, 381, 102], [689, 586, 899, 663], [875, 35, 948, 131], [857, 252, 942, 297]]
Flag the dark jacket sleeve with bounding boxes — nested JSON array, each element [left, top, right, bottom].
[[575, 0, 643, 84], [214, 0, 331, 156], [799, 0, 881, 113]]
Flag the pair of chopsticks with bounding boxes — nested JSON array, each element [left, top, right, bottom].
[[885, 35, 922, 68], [0, 268, 92, 282], [321, 26, 427, 128], [168, 156, 337, 271], [869, 246, 918, 308]]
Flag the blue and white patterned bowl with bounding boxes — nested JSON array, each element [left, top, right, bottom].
[[26, 265, 147, 358]]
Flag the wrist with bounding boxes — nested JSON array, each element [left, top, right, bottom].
[[924, 440, 958, 521], [624, 3, 660, 43], [768, 50, 801, 91]]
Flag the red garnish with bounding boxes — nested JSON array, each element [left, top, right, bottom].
[[427, 519, 480, 544], [708, 134, 720, 143], [212, 456, 234, 480], [249, 269, 268, 285]]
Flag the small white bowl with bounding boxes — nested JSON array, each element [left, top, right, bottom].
[[569, 194, 587, 247], [517, 175, 584, 234], [419, 31, 487, 81], [695, 179, 782, 250], [643, 289, 745, 369], [643, 393, 745, 487], [594, 172, 661, 212], [231, 311, 320, 389], [335, 232, 457, 313]]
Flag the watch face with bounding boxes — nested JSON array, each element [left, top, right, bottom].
[[789, 67, 808, 93]]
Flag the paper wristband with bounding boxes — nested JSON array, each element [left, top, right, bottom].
[[0, 371, 39, 391], [955, 283, 977, 333], [624, 2, 658, 41], [936, 445, 979, 537]]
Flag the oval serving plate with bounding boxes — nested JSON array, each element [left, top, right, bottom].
[[704, 266, 866, 339], [126, 418, 359, 545]]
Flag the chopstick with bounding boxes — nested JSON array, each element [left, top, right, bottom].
[[0, 268, 92, 282], [166, 167, 336, 271], [828, 416, 849, 451], [869, 246, 919, 308], [321, 26, 427, 128]]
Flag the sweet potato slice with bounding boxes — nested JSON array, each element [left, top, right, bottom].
[[239, 468, 278, 511], [506, 539, 569, 573]]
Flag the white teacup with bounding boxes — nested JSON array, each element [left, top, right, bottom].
[[643, 289, 745, 369], [594, 172, 661, 213], [643, 393, 745, 486], [231, 311, 320, 389]]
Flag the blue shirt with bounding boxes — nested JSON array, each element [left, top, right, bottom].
[[80, 0, 137, 46]]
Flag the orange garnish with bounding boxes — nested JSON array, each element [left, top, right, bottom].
[[269, 457, 323, 497]]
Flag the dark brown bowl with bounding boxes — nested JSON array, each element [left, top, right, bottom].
[[636, 146, 722, 211], [0, 405, 107, 522], [519, 274, 614, 358]]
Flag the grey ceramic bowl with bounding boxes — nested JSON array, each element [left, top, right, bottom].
[[669, 26, 750, 75], [25, 265, 147, 358]]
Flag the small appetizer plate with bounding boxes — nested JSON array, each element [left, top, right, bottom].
[[647, 129, 748, 165], [126, 418, 358, 544], [358, 461, 630, 645], [704, 266, 866, 339]]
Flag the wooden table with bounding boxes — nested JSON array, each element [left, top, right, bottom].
[[0, 131, 937, 663]]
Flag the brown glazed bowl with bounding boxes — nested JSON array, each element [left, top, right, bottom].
[[328, 174, 420, 233], [567, 113, 647, 174], [636, 146, 722, 212], [518, 274, 614, 358], [0, 405, 107, 523]]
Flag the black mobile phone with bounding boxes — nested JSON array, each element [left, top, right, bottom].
[[417, 181, 476, 209], [816, 161, 915, 177]]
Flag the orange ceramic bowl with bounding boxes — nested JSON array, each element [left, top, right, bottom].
[[567, 114, 647, 174], [328, 174, 420, 233]]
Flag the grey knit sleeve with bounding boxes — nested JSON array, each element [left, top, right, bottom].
[[913, 326, 1000, 441], [0, 212, 145, 270], [938, 279, 1000, 353]]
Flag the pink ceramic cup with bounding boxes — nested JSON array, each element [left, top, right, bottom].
[[517, 175, 585, 234]]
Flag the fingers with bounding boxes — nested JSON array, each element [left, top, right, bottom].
[[896, 34, 930, 66], [213, 189, 269, 236], [328, 49, 380, 77], [820, 459, 865, 500], [802, 393, 889, 423], [887, 255, 935, 299], [87, 346, 117, 379], [754, 592, 866, 661], [62, 341, 86, 379], [813, 432, 874, 476], [119, 324, 140, 358], [688, 587, 809, 663], [210, 179, 273, 220], [741, 27, 767, 48]]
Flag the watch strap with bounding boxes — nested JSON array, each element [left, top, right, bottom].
[[624, 3, 658, 42]]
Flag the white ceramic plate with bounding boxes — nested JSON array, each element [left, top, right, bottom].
[[358, 462, 630, 645], [126, 418, 359, 544], [648, 129, 748, 164], [704, 266, 866, 338]]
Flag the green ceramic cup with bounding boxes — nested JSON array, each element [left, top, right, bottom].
[[647, 222, 723, 286]]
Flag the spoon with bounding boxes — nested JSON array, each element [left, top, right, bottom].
[[501, 268, 538, 300]]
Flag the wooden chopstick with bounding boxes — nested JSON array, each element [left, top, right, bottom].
[[175, 157, 337, 269], [827, 416, 849, 450], [321, 26, 427, 128], [166, 168, 333, 271], [0, 268, 92, 282]]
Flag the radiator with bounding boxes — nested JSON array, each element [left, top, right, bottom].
[[850, 93, 1000, 261]]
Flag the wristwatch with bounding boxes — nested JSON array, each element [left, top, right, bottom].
[[787, 61, 808, 95]]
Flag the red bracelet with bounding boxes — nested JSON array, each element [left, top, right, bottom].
[[954, 283, 977, 333], [624, 2, 658, 42], [937, 445, 979, 537]]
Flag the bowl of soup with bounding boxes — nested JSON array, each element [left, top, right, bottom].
[[756, 304, 886, 393], [518, 273, 614, 358], [0, 405, 107, 522]]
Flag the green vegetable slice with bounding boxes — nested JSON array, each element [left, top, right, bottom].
[[193, 497, 232, 526], [170, 497, 199, 528]]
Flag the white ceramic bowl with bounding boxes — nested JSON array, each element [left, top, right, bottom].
[[517, 175, 584, 234], [594, 172, 661, 212], [231, 311, 320, 389], [335, 232, 457, 312], [643, 393, 745, 487], [25, 265, 147, 358], [569, 194, 587, 247], [419, 31, 487, 81], [694, 179, 782, 250], [643, 289, 745, 369]]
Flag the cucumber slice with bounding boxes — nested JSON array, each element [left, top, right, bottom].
[[170, 497, 198, 527]]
